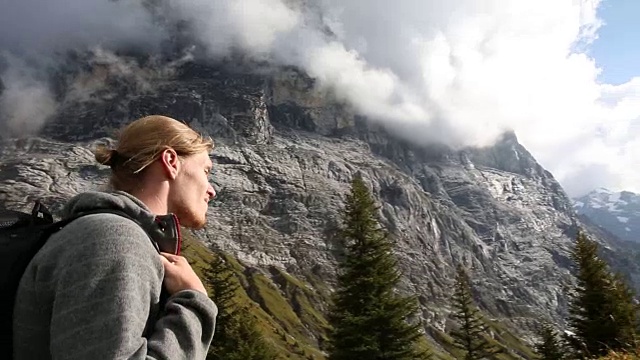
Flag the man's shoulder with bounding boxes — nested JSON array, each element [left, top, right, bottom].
[[26, 210, 163, 287], [65, 211, 148, 236], [47, 211, 156, 257]]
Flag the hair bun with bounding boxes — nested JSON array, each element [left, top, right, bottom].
[[95, 144, 118, 167]]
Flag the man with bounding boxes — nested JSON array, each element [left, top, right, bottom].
[[13, 115, 218, 359]]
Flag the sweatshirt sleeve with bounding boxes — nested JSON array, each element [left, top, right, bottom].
[[45, 214, 217, 359]]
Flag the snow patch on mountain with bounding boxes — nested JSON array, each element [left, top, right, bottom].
[[574, 188, 640, 243]]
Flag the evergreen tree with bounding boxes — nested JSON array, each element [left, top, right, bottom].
[[204, 253, 277, 360], [210, 305, 278, 360], [450, 265, 501, 360], [534, 322, 564, 360], [566, 231, 638, 358], [327, 175, 431, 360]]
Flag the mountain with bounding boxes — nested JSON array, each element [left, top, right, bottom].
[[573, 188, 640, 243], [3, 50, 640, 358]]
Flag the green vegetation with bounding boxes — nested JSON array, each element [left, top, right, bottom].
[[449, 265, 502, 359], [598, 347, 640, 359], [483, 319, 538, 359], [203, 250, 278, 360], [326, 175, 432, 359], [565, 232, 638, 358], [533, 323, 564, 360], [430, 321, 537, 360], [181, 232, 327, 359]]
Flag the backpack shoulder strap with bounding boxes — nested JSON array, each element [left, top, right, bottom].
[[0, 200, 54, 229]]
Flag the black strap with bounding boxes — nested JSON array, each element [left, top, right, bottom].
[[26, 201, 164, 254], [30, 200, 53, 224]]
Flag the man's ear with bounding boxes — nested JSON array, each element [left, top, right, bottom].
[[159, 148, 180, 180]]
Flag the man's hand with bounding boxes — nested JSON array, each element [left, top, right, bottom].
[[160, 252, 208, 296]]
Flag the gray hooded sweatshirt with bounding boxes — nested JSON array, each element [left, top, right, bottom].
[[12, 191, 218, 359]]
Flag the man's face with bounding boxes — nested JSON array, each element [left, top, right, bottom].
[[168, 150, 215, 229]]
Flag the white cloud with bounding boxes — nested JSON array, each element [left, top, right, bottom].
[[303, 41, 429, 124], [0, 54, 57, 138], [163, 0, 300, 58], [0, 0, 161, 53], [171, 0, 638, 196], [1, 0, 639, 197], [291, 0, 640, 197]]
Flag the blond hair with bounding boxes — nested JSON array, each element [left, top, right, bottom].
[[95, 115, 214, 192]]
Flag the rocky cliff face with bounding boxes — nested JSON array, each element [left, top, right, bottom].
[[2, 52, 639, 352]]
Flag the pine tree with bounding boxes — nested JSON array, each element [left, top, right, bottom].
[[534, 322, 565, 360], [566, 231, 638, 358], [450, 265, 501, 360], [211, 305, 278, 360], [204, 253, 277, 360], [327, 175, 431, 360]]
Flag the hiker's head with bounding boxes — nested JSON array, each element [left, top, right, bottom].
[[95, 115, 216, 229]]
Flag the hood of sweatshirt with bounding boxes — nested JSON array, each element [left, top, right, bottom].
[[63, 190, 154, 221], [62, 190, 182, 254]]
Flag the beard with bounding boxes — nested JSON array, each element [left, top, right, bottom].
[[171, 199, 207, 230]]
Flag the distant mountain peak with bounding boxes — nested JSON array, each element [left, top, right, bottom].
[[573, 189, 640, 243], [593, 187, 613, 194]]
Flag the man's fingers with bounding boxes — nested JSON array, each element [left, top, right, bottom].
[[160, 252, 181, 262], [159, 255, 172, 266]]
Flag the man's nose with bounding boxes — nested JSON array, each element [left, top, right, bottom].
[[207, 184, 216, 199]]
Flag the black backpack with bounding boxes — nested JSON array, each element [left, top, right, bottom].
[[0, 200, 174, 359]]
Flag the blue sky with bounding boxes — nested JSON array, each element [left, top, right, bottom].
[[591, 0, 640, 85]]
